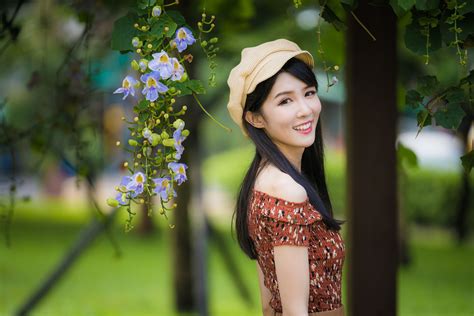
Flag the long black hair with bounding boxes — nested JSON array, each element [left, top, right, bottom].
[[232, 57, 344, 260]]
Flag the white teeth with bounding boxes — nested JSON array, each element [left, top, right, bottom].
[[293, 122, 311, 131]]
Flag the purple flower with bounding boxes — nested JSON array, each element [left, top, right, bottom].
[[170, 57, 185, 81], [115, 192, 129, 205], [168, 162, 188, 185], [140, 71, 168, 102], [148, 51, 173, 79], [113, 76, 138, 100], [153, 176, 176, 201], [174, 27, 196, 53], [173, 126, 186, 160], [142, 128, 153, 143], [126, 172, 146, 198]]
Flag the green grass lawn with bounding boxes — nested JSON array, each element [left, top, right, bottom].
[[1, 204, 473, 316]]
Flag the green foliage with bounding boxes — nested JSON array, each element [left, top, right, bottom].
[[111, 13, 139, 53], [174, 79, 206, 96], [460, 150, 474, 174], [397, 142, 419, 169], [415, 0, 440, 11]]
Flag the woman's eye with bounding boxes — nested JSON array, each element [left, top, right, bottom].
[[306, 90, 317, 97], [278, 98, 291, 105]]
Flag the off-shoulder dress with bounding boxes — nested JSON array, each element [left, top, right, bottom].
[[248, 188, 345, 313]]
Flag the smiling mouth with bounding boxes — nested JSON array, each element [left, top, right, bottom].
[[293, 120, 313, 133]]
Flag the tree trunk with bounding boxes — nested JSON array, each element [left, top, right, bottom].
[[345, 1, 398, 315]]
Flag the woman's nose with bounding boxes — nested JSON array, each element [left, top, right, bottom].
[[297, 98, 313, 117]]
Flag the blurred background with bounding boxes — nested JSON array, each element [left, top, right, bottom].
[[0, 0, 473, 315]]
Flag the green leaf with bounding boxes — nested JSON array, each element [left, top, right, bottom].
[[458, 0, 474, 15], [137, 99, 149, 111], [417, 75, 439, 96], [139, 111, 150, 121], [390, 0, 410, 17], [398, 0, 416, 11], [166, 10, 186, 27], [174, 80, 206, 96], [460, 149, 474, 174], [318, 0, 347, 31], [406, 89, 424, 109], [138, 0, 156, 10], [415, 0, 439, 10], [433, 102, 465, 130], [111, 13, 139, 52], [445, 87, 466, 104], [150, 14, 177, 38], [416, 109, 432, 128], [460, 70, 474, 85], [340, 0, 357, 12], [397, 142, 419, 169], [405, 19, 442, 54]]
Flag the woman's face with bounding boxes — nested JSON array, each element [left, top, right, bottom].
[[245, 71, 321, 152]]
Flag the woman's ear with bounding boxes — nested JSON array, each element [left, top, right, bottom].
[[245, 111, 265, 129]]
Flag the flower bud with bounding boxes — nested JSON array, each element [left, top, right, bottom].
[[134, 116, 139, 122], [147, 43, 153, 49], [182, 105, 187, 111], [121, 116, 125, 121], [136, 48, 142, 54], [161, 131, 169, 139], [131, 60, 139, 71], [134, 162, 139, 167], [201, 40, 208, 47], [134, 23, 139, 28], [164, 26, 169, 32], [123, 162, 129, 167], [170, 98, 176, 104], [132, 37, 142, 48], [182, 129, 190, 137], [152, 6, 162, 17], [128, 139, 138, 146], [164, 113, 169, 119], [107, 198, 119, 207], [169, 87, 176, 93], [162, 139, 175, 147], [116, 141, 121, 146], [209, 37, 218, 44], [139, 198, 145, 204], [137, 153, 142, 159], [334, 65, 339, 71], [173, 119, 185, 129], [155, 119, 161, 124], [151, 133, 161, 146], [178, 72, 188, 83], [141, 26, 147, 31], [139, 59, 148, 72]]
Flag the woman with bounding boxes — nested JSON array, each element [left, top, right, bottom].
[[226, 39, 345, 316]]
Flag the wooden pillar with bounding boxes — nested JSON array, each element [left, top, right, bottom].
[[345, 1, 398, 315]]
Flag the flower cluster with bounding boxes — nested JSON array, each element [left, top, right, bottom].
[[107, 3, 200, 230]]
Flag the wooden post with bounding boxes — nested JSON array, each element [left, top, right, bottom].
[[345, 1, 398, 315]]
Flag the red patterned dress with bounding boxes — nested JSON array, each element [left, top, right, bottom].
[[248, 188, 345, 313]]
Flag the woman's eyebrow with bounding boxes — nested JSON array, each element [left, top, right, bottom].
[[273, 85, 313, 99]]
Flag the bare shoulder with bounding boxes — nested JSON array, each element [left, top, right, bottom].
[[254, 164, 308, 203]]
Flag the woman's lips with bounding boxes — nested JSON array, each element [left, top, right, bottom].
[[293, 120, 313, 135]]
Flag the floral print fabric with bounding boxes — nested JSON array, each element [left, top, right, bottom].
[[248, 189, 345, 313]]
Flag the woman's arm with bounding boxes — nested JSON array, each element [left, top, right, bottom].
[[257, 262, 274, 316], [274, 246, 310, 316]]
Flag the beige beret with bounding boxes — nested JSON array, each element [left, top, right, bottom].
[[226, 38, 314, 137]]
